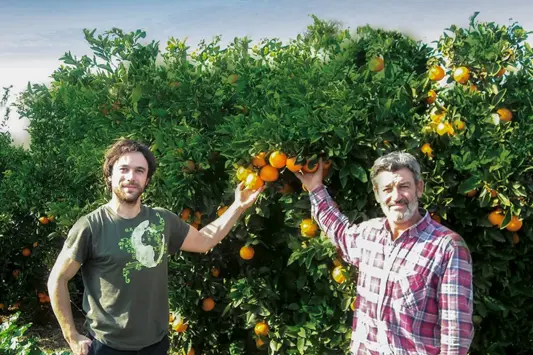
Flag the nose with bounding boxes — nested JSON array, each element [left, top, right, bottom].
[[390, 187, 402, 202]]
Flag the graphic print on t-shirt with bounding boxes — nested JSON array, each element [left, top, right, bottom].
[[118, 212, 168, 283]]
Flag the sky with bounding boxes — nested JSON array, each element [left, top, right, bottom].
[[1, 0, 532, 147]]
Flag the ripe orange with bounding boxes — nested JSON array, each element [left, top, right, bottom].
[[453, 66, 470, 84], [426, 90, 437, 104], [465, 190, 477, 197], [497, 108, 512, 122], [285, 157, 303, 172], [506, 216, 523, 232], [252, 152, 267, 168], [259, 165, 279, 182], [300, 218, 318, 238], [169, 313, 175, 323], [254, 321, 270, 336], [302, 160, 319, 173], [39, 216, 49, 225], [187, 349, 195, 355], [369, 57, 384, 72], [48, 215, 55, 222], [183, 160, 196, 174], [332, 266, 346, 283], [486, 187, 498, 198], [333, 258, 342, 267], [436, 122, 448, 136], [454, 119, 466, 131], [193, 211, 202, 224], [322, 160, 332, 169], [172, 316, 188, 332], [0, 303, 4, 310], [245, 172, 264, 190], [430, 110, 445, 123], [22, 248, 31, 257], [496, 67, 506, 77], [512, 233, 520, 245], [217, 205, 228, 217], [268, 151, 287, 169], [428, 66, 445, 81], [488, 210, 504, 227], [350, 297, 357, 311], [445, 122, 455, 136], [240, 245, 255, 260], [236, 166, 252, 181], [33, 242, 39, 247], [180, 208, 191, 221], [202, 297, 215, 311], [420, 143, 433, 157], [211, 267, 220, 278], [468, 84, 478, 92], [256, 338, 265, 348]]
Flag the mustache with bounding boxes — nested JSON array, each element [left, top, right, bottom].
[[387, 199, 409, 207], [120, 181, 140, 188]]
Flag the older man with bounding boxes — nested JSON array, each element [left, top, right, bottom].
[[295, 151, 474, 354]]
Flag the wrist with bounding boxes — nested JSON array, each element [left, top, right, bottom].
[[63, 328, 80, 343]]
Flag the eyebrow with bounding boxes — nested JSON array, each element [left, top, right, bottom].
[[382, 181, 412, 188], [117, 164, 146, 171]]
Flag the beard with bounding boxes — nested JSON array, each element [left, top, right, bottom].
[[113, 182, 144, 204], [381, 197, 419, 223]]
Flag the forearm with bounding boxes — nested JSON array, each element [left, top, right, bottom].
[[309, 185, 351, 244], [48, 277, 80, 342], [197, 202, 245, 251]]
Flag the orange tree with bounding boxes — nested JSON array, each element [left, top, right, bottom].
[[0, 14, 532, 354]]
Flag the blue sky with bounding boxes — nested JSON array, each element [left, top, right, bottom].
[[1, 0, 532, 146]]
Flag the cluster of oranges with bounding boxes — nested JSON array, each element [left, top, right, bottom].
[[423, 64, 512, 147], [38, 292, 50, 304], [236, 150, 332, 192], [180, 208, 202, 229], [254, 321, 270, 348]]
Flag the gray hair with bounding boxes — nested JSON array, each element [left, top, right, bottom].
[[370, 151, 422, 186]]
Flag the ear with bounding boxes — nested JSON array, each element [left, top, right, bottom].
[[416, 180, 424, 198], [145, 178, 150, 187]]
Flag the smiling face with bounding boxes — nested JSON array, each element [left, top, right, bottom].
[[109, 152, 149, 204], [373, 168, 424, 227]]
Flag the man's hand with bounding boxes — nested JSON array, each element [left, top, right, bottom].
[[67, 333, 93, 355], [294, 159, 324, 192], [234, 182, 265, 210]]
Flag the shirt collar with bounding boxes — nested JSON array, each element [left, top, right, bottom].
[[384, 210, 431, 241]]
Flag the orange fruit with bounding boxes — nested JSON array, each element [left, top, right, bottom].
[[369, 57, 384, 72], [245, 172, 264, 191], [180, 208, 191, 221], [333, 258, 342, 267], [183, 160, 196, 173], [436, 122, 448, 136], [254, 321, 270, 336], [350, 297, 357, 311], [259, 165, 279, 182], [202, 297, 215, 311], [454, 119, 466, 131], [512, 233, 520, 245], [33, 242, 39, 247], [302, 160, 319, 173], [465, 190, 477, 197], [426, 90, 437, 104], [187, 349, 195, 355], [252, 152, 267, 168], [420, 143, 433, 157], [240, 245, 255, 260], [445, 122, 455, 136], [488, 210, 504, 227], [468, 84, 478, 92], [322, 160, 332, 169], [172, 317, 188, 332], [453, 66, 470, 84], [428, 66, 445, 81], [506, 216, 523, 232], [497, 108, 512, 122], [256, 338, 265, 348], [193, 211, 202, 224], [486, 187, 498, 198], [300, 218, 318, 238], [286, 157, 303, 172], [217, 206, 228, 217], [191, 222, 201, 229], [269, 151, 287, 169], [22, 248, 31, 257], [169, 313, 175, 323], [39, 216, 49, 225], [211, 267, 220, 278], [332, 266, 346, 284], [48, 215, 55, 222], [0, 303, 4, 310], [236, 166, 251, 181], [430, 110, 445, 123]]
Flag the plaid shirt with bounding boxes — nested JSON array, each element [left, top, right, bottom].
[[310, 186, 474, 355]]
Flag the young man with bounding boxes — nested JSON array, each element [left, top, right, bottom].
[[295, 152, 474, 355], [48, 139, 263, 355]]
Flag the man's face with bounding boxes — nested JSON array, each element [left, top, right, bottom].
[[109, 152, 149, 204], [373, 168, 424, 225]]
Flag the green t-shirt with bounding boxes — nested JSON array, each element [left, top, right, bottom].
[[62, 204, 189, 350]]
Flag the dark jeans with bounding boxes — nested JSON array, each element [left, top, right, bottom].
[[87, 334, 169, 355]]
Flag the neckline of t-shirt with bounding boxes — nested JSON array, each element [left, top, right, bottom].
[[102, 203, 147, 221]]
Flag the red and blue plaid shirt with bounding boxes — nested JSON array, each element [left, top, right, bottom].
[[310, 185, 474, 355]]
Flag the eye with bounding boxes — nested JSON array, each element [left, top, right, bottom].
[[383, 187, 392, 193]]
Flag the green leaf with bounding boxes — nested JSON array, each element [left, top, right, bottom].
[[457, 176, 481, 194], [350, 164, 368, 183], [131, 85, 142, 113], [491, 88, 506, 107]]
